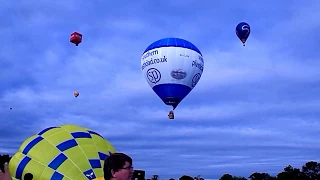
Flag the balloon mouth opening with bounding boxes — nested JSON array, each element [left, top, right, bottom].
[[163, 97, 182, 109]]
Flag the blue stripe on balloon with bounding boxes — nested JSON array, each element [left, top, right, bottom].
[[51, 171, 64, 180], [15, 156, 31, 179], [152, 84, 191, 107], [56, 139, 78, 151], [89, 159, 101, 168], [22, 136, 44, 155], [48, 153, 68, 170], [143, 38, 202, 55], [98, 152, 108, 161], [38, 127, 59, 135], [87, 130, 104, 138], [71, 132, 92, 139]]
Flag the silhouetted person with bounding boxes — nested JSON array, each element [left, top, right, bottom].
[[24, 173, 33, 180], [179, 175, 194, 180]]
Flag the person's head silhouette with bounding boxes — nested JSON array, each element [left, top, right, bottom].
[[24, 173, 33, 180]]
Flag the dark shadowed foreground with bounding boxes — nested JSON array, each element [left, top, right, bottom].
[[1, 154, 319, 180]]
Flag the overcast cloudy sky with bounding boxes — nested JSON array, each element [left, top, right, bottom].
[[1, 0, 320, 179]]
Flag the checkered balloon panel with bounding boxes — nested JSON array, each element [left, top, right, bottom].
[[9, 125, 116, 180]]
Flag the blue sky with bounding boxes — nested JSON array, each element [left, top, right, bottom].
[[1, 0, 320, 179]]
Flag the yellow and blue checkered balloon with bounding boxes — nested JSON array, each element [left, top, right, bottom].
[[9, 124, 116, 180]]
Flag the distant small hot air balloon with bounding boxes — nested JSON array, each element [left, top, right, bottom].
[[74, 91, 79, 98], [9, 107, 12, 110], [70, 31, 82, 46], [236, 22, 251, 46]]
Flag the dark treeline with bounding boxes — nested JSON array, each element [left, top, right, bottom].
[[148, 161, 320, 180], [220, 160, 320, 180]]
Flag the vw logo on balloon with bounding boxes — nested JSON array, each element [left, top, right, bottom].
[[147, 68, 161, 84], [192, 73, 201, 87]]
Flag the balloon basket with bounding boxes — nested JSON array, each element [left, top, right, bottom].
[[168, 111, 174, 119]]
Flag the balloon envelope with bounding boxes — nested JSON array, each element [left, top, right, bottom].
[[236, 22, 251, 43], [9, 124, 116, 180], [141, 37, 204, 109]]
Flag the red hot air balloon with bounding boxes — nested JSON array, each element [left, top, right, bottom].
[[70, 31, 82, 46]]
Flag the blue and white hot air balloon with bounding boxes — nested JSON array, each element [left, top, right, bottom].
[[141, 37, 204, 119]]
